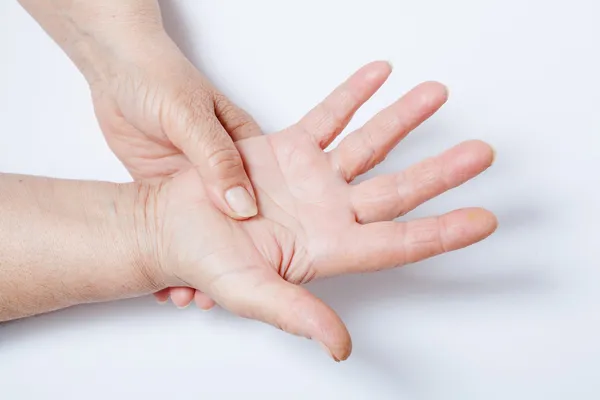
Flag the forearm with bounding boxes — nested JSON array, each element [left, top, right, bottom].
[[18, 0, 167, 84], [0, 173, 162, 322]]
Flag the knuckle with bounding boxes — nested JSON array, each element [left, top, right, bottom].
[[167, 84, 215, 138], [230, 118, 256, 139], [393, 171, 411, 217], [213, 92, 235, 121], [435, 216, 450, 253], [175, 81, 213, 111], [350, 130, 380, 176], [406, 219, 446, 263], [339, 86, 360, 111], [214, 94, 256, 138], [302, 101, 345, 144], [318, 102, 348, 136], [410, 157, 444, 190], [361, 131, 378, 164], [205, 147, 244, 179], [381, 114, 403, 133]]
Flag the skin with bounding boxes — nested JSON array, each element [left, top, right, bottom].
[[18, 0, 264, 307], [0, 63, 497, 361]]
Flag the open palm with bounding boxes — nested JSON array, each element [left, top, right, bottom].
[[151, 62, 497, 361]]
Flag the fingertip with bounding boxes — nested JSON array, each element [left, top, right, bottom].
[[479, 208, 499, 234], [331, 334, 353, 361], [456, 140, 496, 169], [170, 287, 195, 309], [471, 139, 494, 158], [311, 311, 352, 362], [435, 208, 499, 254], [396, 81, 449, 120], [417, 81, 449, 104], [153, 288, 170, 304], [317, 341, 339, 361], [224, 185, 258, 219], [366, 60, 393, 77], [176, 301, 192, 309], [465, 206, 497, 221], [195, 291, 217, 311], [353, 61, 393, 89], [315, 332, 352, 362], [460, 207, 499, 240]]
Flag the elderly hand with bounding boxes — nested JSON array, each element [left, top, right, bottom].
[[19, 0, 262, 308], [0, 63, 496, 361], [133, 62, 497, 360], [90, 34, 266, 309]]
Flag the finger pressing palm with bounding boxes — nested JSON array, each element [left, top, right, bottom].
[[154, 61, 497, 361], [91, 51, 263, 309]]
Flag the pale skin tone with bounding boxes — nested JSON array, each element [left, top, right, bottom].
[[17, 0, 496, 312], [18, 0, 266, 307], [0, 63, 497, 361]]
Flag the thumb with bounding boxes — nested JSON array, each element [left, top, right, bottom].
[[170, 104, 257, 220], [214, 273, 352, 361]]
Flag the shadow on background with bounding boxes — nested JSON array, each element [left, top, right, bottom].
[[0, 4, 554, 399]]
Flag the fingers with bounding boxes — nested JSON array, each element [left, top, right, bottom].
[[212, 272, 351, 361], [297, 61, 392, 149], [168, 287, 196, 308], [194, 290, 216, 310], [352, 140, 495, 223], [154, 287, 216, 310], [331, 81, 449, 182], [213, 94, 263, 140], [153, 288, 170, 304], [326, 208, 497, 275], [167, 97, 257, 220]]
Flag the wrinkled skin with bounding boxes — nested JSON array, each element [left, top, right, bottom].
[[141, 62, 498, 361], [90, 36, 264, 307]]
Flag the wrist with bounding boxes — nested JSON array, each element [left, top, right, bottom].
[[0, 174, 169, 319], [69, 22, 171, 87], [110, 181, 170, 293], [20, 0, 170, 85]]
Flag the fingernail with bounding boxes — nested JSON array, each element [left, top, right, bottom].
[[176, 302, 191, 310], [491, 147, 497, 165], [387, 60, 394, 69], [317, 341, 340, 362], [225, 186, 257, 218], [156, 298, 168, 305]]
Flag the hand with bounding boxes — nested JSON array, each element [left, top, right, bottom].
[[90, 32, 263, 308], [138, 62, 498, 361], [19, 1, 260, 214], [20, 0, 263, 307]]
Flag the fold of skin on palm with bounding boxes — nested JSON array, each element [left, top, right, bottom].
[[155, 61, 497, 310], [150, 62, 497, 361]]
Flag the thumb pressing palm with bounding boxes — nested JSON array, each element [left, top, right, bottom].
[[143, 62, 497, 360], [90, 35, 263, 308]]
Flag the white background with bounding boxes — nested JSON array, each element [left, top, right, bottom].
[[1, 1, 599, 399]]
